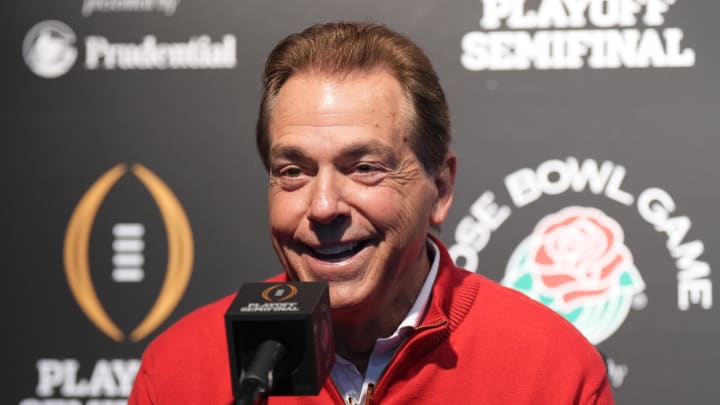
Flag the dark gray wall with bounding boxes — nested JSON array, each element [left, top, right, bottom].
[[6, 1, 717, 403]]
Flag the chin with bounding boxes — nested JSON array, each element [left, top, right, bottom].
[[327, 282, 375, 312]]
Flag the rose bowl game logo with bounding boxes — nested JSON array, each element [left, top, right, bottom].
[[503, 206, 645, 344]]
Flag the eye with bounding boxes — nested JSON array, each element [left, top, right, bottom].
[[355, 163, 377, 173], [280, 166, 303, 177], [270, 164, 310, 191], [271, 162, 307, 179], [349, 162, 387, 185]]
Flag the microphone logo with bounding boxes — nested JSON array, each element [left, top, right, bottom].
[[63, 164, 194, 342], [261, 284, 299, 302]]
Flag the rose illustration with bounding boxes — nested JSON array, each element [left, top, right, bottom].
[[503, 206, 646, 344], [529, 207, 632, 309]]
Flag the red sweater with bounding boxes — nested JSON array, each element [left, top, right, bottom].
[[130, 241, 613, 404]]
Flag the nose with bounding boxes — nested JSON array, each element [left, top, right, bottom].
[[307, 169, 350, 224]]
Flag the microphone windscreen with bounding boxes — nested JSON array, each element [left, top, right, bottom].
[[225, 281, 334, 396]]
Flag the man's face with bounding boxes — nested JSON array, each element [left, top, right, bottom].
[[266, 69, 453, 321]]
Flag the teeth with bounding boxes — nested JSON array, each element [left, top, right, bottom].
[[314, 242, 357, 256]]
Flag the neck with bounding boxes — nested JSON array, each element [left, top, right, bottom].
[[331, 241, 433, 373]]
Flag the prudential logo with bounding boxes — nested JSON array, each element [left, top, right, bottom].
[[23, 20, 78, 78]]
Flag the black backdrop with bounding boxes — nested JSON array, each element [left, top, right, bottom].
[[6, 1, 718, 403]]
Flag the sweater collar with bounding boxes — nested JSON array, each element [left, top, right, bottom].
[[269, 233, 478, 334], [419, 234, 479, 333]]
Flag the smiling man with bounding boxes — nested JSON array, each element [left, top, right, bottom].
[[130, 22, 613, 404], [265, 68, 452, 372]]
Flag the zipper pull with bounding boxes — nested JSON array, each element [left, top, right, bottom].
[[364, 383, 376, 405]]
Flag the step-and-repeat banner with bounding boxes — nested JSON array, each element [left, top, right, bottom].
[[6, 1, 718, 404]]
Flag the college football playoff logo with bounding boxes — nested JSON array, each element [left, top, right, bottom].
[[63, 164, 194, 342], [503, 206, 645, 344], [261, 284, 299, 302]]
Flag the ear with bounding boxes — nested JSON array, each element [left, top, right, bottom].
[[430, 152, 457, 225]]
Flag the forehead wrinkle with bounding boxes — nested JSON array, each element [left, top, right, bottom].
[[272, 70, 411, 126], [269, 139, 401, 167]]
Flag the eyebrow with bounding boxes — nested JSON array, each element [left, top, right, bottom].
[[269, 145, 306, 162], [338, 141, 397, 164]]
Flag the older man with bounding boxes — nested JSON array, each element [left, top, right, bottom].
[[130, 22, 613, 404]]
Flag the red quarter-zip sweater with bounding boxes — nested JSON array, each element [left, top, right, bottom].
[[129, 238, 613, 404]]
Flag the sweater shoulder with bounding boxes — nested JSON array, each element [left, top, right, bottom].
[[455, 268, 602, 360], [142, 294, 236, 363], [416, 267, 611, 404]]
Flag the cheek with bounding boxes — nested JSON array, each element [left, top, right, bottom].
[[356, 184, 434, 234], [268, 192, 307, 234], [349, 186, 404, 227]]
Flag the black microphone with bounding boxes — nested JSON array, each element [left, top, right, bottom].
[[225, 281, 334, 404]]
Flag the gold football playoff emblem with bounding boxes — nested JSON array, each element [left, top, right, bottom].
[[63, 164, 194, 342], [261, 284, 299, 302]]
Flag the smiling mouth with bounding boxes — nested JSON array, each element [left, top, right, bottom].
[[305, 240, 373, 262]]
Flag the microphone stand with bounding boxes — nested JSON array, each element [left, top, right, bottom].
[[233, 340, 287, 405]]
